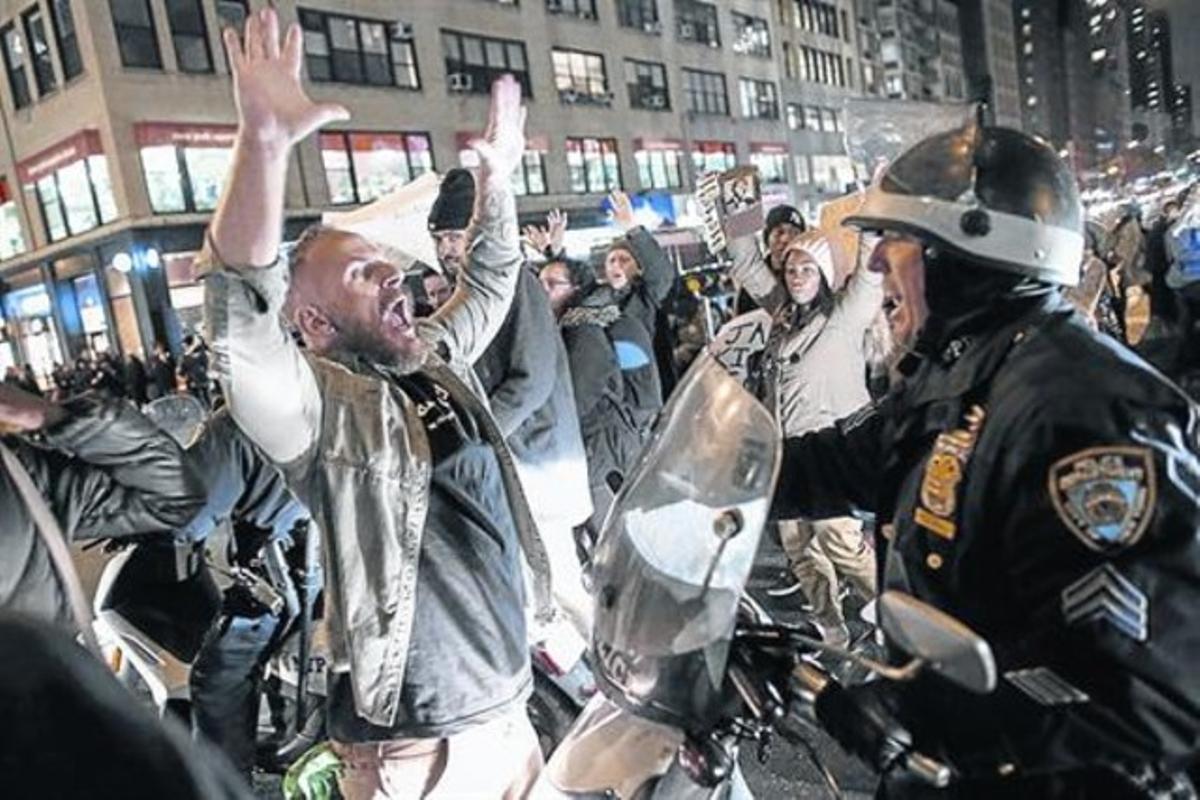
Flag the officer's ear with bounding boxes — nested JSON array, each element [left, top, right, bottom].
[[294, 305, 339, 353]]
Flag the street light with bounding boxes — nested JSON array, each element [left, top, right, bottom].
[[111, 252, 132, 273]]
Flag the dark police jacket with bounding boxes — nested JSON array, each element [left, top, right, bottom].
[[774, 294, 1200, 792]]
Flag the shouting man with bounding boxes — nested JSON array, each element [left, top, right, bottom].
[[201, 10, 548, 798]]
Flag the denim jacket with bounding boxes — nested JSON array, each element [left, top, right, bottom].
[[201, 182, 551, 728]]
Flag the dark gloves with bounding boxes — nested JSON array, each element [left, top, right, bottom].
[[815, 680, 913, 773]]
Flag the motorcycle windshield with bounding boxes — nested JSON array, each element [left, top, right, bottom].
[[591, 352, 779, 712]]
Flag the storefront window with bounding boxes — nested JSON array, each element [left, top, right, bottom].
[[0, 198, 26, 260], [565, 137, 621, 194], [142, 145, 187, 212], [635, 148, 683, 190], [58, 161, 99, 234], [25, 135, 119, 243], [691, 141, 737, 176], [105, 266, 142, 357], [183, 147, 232, 210], [3, 279, 61, 379], [137, 124, 236, 214], [72, 272, 112, 354], [751, 151, 789, 184], [320, 131, 434, 205], [36, 175, 67, 241]]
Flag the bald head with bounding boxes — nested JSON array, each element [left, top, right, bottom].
[[285, 226, 426, 370]]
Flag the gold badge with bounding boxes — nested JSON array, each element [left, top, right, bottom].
[[916, 405, 986, 540]]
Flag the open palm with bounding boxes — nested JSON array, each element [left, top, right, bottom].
[[224, 9, 348, 149]]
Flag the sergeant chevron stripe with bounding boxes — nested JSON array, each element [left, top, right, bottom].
[[1061, 564, 1149, 642]]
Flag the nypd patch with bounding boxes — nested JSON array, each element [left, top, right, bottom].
[[1048, 447, 1156, 553]]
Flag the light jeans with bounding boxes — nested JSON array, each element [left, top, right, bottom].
[[779, 517, 877, 645], [333, 708, 543, 800]]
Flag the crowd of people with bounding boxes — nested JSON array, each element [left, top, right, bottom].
[[2, 333, 214, 408], [3, 7, 1200, 799]]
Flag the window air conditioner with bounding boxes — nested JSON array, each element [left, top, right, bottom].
[[680, 22, 695, 38], [645, 21, 662, 34], [448, 72, 473, 91], [390, 21, 414, 40], [562, 89, 579, 103], [546, 0, 563, 11], [646, 95, 666, 108]]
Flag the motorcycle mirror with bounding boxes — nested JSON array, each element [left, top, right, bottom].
[[878, 591, 997, 694]]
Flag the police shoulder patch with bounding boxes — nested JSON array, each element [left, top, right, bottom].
[[1048, 446, 1156, 553]]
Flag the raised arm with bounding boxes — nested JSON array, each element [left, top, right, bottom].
[[727, 235, 788, 314], [201, 9, 348, 465], [424, 76, 528, 365]]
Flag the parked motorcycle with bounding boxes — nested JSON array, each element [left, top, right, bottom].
[[531, 353, 997, 798]]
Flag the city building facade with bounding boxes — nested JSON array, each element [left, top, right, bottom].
[[956, 0, 1021, 127], [874, 0, 967, 104], [0, 0, 821, 380]]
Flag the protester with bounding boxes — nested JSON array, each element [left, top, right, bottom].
[[148, 341, 178, 400], [729, 229, 880, 647], [180, 334, 212, 407], [598, 191, 675, 433], [202, 11, 545, 797], [0, 381, 205, 628], [429, 169, 594, 635], [124, 353, 150, 405], [773, 125, 1200, 795], [735, 204, 807, 315]]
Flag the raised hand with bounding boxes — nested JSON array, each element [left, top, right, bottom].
[[470, 75, 528, 184], [547, 208, 568, 254], [609, 190, 636, 232], [224, 8, 348, 152], [523, 224, 552, 254]]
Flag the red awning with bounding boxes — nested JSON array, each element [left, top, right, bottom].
[[633, 138, 685, 152], [693, 140, 735, 153], [320, 132, 432, 153], [134, 122, 237, 149], [17, 130, 104, 184]]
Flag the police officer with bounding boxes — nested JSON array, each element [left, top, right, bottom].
[[774, 124, 1200, 797]]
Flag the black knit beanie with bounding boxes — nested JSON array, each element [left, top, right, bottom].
[[428, 169, 476, 232]]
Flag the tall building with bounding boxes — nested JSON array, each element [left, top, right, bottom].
[[1013, 0, 1130, 173], [874, 0, 967, 104], [0, 0, 811, 379], [1126, 4, 1171, 113], [853, 0, 884, 96], [955, 0, 1022, 128], [772, 0, 867, 218], [1171, 82, 1195, 152]]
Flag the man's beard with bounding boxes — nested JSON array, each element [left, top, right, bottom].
[[332, 317, 427, 375]]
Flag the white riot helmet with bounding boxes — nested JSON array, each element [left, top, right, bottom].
[[845, 124, 1085, 287]]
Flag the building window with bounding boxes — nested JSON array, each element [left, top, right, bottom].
[[750, 151, 788, 183], [547, 0, 598, 20], [803, 105, 822, 130], [565, 137, 621, 194], [512, 151, 548, 196], [617, 0, 660, 32], [320, 131, 434, 205], [820, 107, 841, 132], [441, 30, 531, 97], [731, 12, 770, 57], [691, 141, 736, 175], [786, 102, 802, 130], [635, 147, 683, 190], [164, 0, 213, 73], [215, 0, 249, 30], [793, 154, 810, 185], [301, 9, 421, 90], [676, 0, 720, 47], [50, 0, 82, 80], [22, 6, 56, 96], [626, 58, 669, 110], [110, 0, 162, 69], [739, 77, 779, 119], [30, 156, 118, 242], [137, 125, 237, 214], [683, 68, 728, 115], [1, 24, 31, 109], [552, 48, 609, 104]]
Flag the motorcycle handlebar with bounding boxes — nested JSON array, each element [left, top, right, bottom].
[[787, 662, 952, 788]]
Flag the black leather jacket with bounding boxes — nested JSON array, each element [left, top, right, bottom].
[[775, 295, 1200, 793], [1, 396, 205, 627]]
